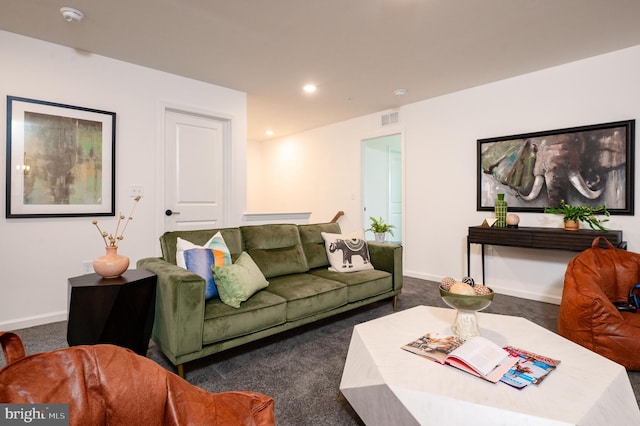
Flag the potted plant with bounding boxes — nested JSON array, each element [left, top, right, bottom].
[[544, 200, 610, 231], [367, 216, 395, 242]]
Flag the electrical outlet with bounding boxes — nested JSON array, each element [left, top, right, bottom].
[[130, 184, 144, 197], [82, 260, 93, 274]]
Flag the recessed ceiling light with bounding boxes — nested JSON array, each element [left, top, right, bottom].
[[265, 130, 274, 137], [394, 88, 407, 96], [303, 84, 317, 94]]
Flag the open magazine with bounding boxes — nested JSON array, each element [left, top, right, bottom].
[[499, 346, 561, 389], [402, 333, 518, 383]]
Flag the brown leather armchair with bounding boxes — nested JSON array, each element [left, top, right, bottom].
[[558, 237, 640, 370], [0, 331, 275, 425]]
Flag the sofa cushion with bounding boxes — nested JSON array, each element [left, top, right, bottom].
[[213, 252, 270, 308], [298, 222, 341, 269], [160, 228, 242, 265], [321, 229, 374, 272], [176, 232, 230, 268], [184, 247, 231, 300], [310, 268, 393, 302], [241, 224, 309, 278], [266, 273, 347, 321], [202, 291, 287, 345]]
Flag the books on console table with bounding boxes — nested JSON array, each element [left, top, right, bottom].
[[401, 333, 518, 383], [402, 333, 560, 387]]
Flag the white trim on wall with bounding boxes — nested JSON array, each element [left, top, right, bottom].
[[242, 212, 312, 225], [1, 312, 67, 331]]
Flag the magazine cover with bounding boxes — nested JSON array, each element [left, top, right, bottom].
[[402, 333, 465, 363], [500, 346, 561, 389]]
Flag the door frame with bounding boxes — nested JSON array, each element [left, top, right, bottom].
[[156, 102, 233, 248], [360, 129, 405, 243]]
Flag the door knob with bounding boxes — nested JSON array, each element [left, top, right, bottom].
[[165, 209, 180, 216]]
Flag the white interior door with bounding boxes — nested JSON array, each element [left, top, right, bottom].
[[164, 109, 228, 231]]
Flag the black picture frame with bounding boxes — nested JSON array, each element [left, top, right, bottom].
[[6, 96, 116, 218], [477, 120, 635, 215]]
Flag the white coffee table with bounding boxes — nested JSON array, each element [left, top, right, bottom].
[[340, 306, 640, 425]]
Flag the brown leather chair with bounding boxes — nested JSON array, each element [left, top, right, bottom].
[[0, 331, 275, 425], [559, 237, 640, 370]]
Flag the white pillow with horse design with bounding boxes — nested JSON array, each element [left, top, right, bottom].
[[321, 229, 374, 273]]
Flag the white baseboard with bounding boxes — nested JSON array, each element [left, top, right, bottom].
[[0, 311, 67, 331], [488, 285, 560, 305], [405, 270, 442, 283], [404, 271, 560, 305]]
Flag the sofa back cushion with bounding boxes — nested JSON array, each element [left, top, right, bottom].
[[240, 224, 309, 278], [298, 222, 341, 269], [160, 228, 242, 265]]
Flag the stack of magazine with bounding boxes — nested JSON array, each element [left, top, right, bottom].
[[402, 333, 560, 389]]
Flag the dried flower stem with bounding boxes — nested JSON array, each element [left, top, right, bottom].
[[117, 196, 141, 244], [92, 196, 142, 248], [92, 220, 109, 247]]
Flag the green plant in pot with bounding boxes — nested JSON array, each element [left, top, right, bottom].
[[544, 200, 610, 231], [367, 216, 395, 242]]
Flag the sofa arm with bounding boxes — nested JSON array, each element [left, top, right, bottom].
[[367, 242, 403, 292], [136, 257, 205, 361]]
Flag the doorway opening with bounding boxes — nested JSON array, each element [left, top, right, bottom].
[[362, 133, 402, 242]]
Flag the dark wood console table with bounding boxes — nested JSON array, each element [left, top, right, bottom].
[[467, 226, 625, 283]]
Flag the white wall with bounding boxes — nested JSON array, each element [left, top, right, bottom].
[[248, 117, 399, 231], [0, 31, 247, 329], [249, 45, 640, 304]]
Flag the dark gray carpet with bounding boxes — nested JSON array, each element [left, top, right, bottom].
[[3, 277, 639, 425]]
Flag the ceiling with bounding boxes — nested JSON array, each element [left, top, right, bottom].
[[3, 1, 640, 142]]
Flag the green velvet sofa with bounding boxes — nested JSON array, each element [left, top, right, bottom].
[[137, 222, 403, 378]]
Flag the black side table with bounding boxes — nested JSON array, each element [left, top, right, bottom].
[[67, 269, 157, 356]]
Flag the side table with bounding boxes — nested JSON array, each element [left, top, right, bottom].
[[67, 269, 157, 356]]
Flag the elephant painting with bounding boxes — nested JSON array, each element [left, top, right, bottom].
[[479, 122, 632, 211], [329, 238, 371, 268]]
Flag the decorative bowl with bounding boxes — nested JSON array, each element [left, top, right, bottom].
[[439, 285, 494, 339], [439, 286, 494, 312]]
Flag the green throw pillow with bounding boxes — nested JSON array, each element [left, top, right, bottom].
[[212, 251, 269, 308]]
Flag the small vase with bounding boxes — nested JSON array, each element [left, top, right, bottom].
[[564, 219, 580, 231], [374, 232, 386, 243], [93, 246, 129, 278], [494, 193, 507, 228]]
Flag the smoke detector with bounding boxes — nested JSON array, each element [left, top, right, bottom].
[[60, 7, 84, 22]]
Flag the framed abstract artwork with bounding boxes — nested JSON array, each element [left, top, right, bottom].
[[6, 96, 116, 218], [477, 120, 635, 215]]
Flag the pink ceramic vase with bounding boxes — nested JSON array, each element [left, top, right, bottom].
[[93, 246, 129, 278]]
